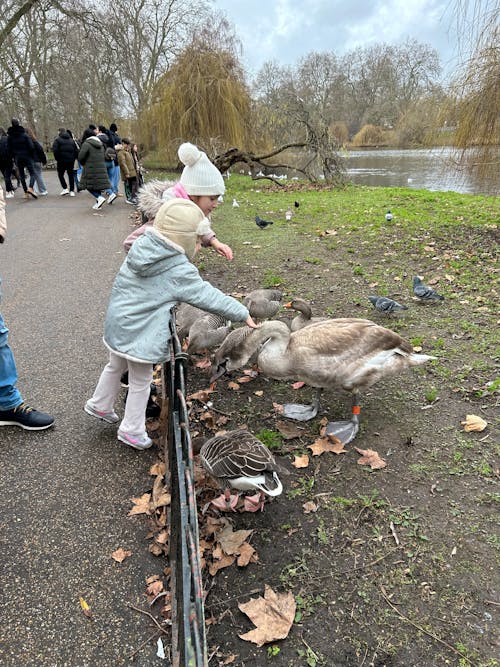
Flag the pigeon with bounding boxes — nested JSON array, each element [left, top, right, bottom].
[[369, 295, 408, 314], [294, 201, 300, 208], [255, 215, 274, 229], [412, 276, 445, 302], [385, 210, 393, 221], [232, 198, 239, 208]]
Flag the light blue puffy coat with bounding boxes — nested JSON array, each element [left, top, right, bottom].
[[104, 228, 249, 363]]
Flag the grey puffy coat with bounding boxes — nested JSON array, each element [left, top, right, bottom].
[[78, 136, 110, 191], [104, 228, 249, 363]]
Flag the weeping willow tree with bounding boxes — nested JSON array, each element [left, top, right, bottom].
[[446, 1, 499, 175], [140, 37, 253, 163]]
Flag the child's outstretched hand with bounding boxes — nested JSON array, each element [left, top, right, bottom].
[[245, 316, 260, 328], [211, 238, 233, 260]]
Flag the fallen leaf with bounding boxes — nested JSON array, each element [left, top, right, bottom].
[[254, 390, 264, 397], [128, 493, 152, 516], [188, 388, 214, 403], [79, 597, 93, 619], [236, 375, 254, 383], [291, 381, 306, 389], [238, 585, 296, 646], [228, 381, 240, 391], [217, 524, 253, 555], [111, 548, 132, 563], [209, 553, 235, 575], [308, 435, 346, 455], [292, 454, 310, 468], [303, 501, 318, 514], [151, 475, 171, 510], [276, 420, 303, 440], [461, 414, 487, 432], [146, 579, 164, 598], [237, 542, 258, 567], [354, 447, 387, 469], [149, 461, 166, 476], [194, 358, 212, 369]]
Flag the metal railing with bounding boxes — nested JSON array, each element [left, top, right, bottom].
[[163, 313, 207, 667]]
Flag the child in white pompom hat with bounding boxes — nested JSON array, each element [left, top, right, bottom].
[[124, 142, 233, 259], [86, 198, 258, 451]]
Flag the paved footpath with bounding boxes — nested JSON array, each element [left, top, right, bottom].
[[0, 173, 162, 666]]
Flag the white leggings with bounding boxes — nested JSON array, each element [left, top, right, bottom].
[[90, 351, 153, 436]]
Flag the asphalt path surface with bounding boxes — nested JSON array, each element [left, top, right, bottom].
[[0, 173, 163, 666]]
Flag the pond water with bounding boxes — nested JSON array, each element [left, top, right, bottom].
[[343, 147, 499, 196]]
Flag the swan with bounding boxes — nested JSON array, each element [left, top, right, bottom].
[[212, 319, 435, 444], [186, 313, 231, 354], [243, 289, 282, 321], [284, 298, 328, 331], [192, 429, 284, 512]]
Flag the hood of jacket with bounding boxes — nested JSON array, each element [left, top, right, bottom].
[[86, 136, 103, 149], [136, 178, 176, 221], [126, 228, 186, 277], [8, 125, 26, 137], [59, 131, 71, 140]]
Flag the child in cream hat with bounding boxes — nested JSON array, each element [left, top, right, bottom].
[[85, 198, 258, 450], [124, 142, 233, 258]]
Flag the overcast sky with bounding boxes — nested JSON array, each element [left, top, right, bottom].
[[212, 0, 461, 79]]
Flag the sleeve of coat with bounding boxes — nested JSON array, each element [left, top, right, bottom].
[[78, 143, 88, 165], [170, 262, 249, 323]]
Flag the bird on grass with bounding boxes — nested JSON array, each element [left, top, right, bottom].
[[285, 208, 292, 220], [368, 295, 408, 315], [243, 288, 282, 321], [255, 215, 274, 229], [385, 210, 393, 221], [232, 198, 239, 208], [294, 201, 300, 208], [413, 276, 445, 302], [193, 429, 285, 512]]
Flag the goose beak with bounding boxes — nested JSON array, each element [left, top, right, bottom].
[[284, 301, 292, 309], [210, 361, 227, 383]]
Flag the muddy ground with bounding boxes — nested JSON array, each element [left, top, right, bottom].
[[139, 183, 498, 667]]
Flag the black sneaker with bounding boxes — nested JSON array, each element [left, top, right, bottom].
[[0, 402, 54, 430]]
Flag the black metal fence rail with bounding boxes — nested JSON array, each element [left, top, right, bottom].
[[163, 314, 207, 667]]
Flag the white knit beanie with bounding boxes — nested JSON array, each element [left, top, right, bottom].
[[178, 142, 225, 196], [153, 199, 212, 260]]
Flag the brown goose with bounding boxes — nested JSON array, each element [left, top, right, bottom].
[[194, 429, 284, 512], [243, 289, 282, 321], [212, 319, 435, 444], [284, 298, 328, 331], [176, 303, 207, 340], [186, 313, 231, 354]]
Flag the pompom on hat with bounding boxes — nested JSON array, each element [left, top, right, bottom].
[[178, 142, 225, 196], [153, 198, 212, 260]]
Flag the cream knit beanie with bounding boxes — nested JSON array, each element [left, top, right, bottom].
[[153, 199, 212, 260], [178, 142, 225, 196]]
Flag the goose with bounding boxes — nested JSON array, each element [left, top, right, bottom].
[[176, 303, 207, 340], [192, 429, 284, 512], [212, 319, 436, 444], [243, 289, 282, 321], [284, 298, 328, 331], [186, 313, 231, 354]]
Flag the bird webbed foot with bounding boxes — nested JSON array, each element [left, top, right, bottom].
[[324, 418, 359, 445], [283, 402, 319, 421]]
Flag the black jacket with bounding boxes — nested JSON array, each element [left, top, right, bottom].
[[7, 124, 35, 161], [52, 132, 78, 164], [0, 136, 12, 166], [33, 140, 47, 165]]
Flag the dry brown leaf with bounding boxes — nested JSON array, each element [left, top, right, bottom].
[[151, 475, 171, 510], [273, 402, 284, 414], [146, 579, 164, 598], [276, 420, 303, 440], [461, 414, 488, 432], [149, 543, 164, 556], [292, 454, 310, 468], [111, 548, 132, 563], [149, 461, 166, 476], [243, 369, 259, 377], [354, 447, 387, 469], [236, 376, 254, 383], [237, 542, 258, 567], [291, 381, 306, 389], [308, 435, 346, 456], [188, 388, 214, 403], [228, 381, 240, 391], [209, 553, 235, 575], [128, 493, 152, 516], [238, 585, 296, 646], [217, 524, 253, 555], [200, 411, 216, 429], [303, 501, 318, 514], [254, 390, 264, 397], [194, 358, 212, 369]]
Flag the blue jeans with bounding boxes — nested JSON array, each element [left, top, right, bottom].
[[0, 279, 22, 410], [105, 162, 114, 195], [111, 164, 120, 194]]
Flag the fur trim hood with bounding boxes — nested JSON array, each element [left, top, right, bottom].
[[136, 178, 175, 221]]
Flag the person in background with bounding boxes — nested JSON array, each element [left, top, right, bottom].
[[0, 187, 54, 429], [66, 130, 80, 191], [0, 128, 15, 198], [77, 125, 98, 187], [108, 123, 121, 196], [7, 118, 38, 199], [52, 128, 79, 196], [117, 139, 138, 205], [26, 127, 48, 196], [84, 198, 257, 450], [78, 132, 111, 210]]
